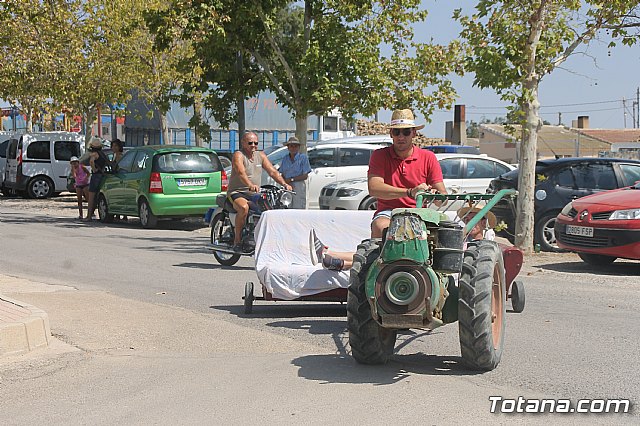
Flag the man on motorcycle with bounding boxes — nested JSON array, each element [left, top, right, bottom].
[[228, 131, 292, 252]]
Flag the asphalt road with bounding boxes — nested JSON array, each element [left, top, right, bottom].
[[1, 198, 639, 424]]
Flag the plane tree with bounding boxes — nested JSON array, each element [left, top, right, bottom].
[[455, 0, 640, 253], [150, 0, 464, 149]]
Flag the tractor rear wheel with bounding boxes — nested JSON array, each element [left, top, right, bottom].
[[458, 240, 506, 371], [347, 239, 397, 365]]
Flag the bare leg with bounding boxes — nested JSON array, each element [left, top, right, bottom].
[[85, 191, 96, 220], [231, 197, 250, 246], [371, 216, 391, 238], [75, 188, 84, 218]]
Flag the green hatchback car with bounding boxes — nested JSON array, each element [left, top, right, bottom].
[[96, 145, 227, 228]]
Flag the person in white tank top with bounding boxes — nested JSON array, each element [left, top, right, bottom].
[[228, 132, 292, 252]]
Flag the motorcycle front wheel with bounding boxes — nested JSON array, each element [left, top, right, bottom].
[[210, 213, 241, 266]]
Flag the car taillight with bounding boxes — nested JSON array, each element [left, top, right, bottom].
[[17, 148, 22, 166], [149, 172, 163, 193], [221, 169, 228, 192]]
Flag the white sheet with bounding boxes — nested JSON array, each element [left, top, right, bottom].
[[254, 210, 374, 300]]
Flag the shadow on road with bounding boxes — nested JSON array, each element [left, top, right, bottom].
[[211, 303, 346, 318], [534, 260, 640, 276], [175, 262, 254, 271], [292, 352, 476, 385]]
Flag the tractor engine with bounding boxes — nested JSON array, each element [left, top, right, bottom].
[[366, 210, 464, 329]]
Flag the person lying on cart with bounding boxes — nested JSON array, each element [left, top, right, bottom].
[[228, 131, 292, 253], [309, 108, 447, 270], [456, 203, 496, 245]]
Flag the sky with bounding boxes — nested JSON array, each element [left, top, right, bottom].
[[400, 0, 640, 137]]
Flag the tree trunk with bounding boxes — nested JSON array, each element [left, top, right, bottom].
[[160, 113, 169, 145], [514, 87, 540, 255], [295, 113, 308, 153], [84, 109, 97, 147], [25, 107, 33, 133]]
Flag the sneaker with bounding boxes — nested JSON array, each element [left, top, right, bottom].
[[309, 229, 326, 265], [322, 254, 344, 271]]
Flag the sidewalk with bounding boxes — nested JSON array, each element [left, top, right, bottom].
[[0, 294, 51, 357]]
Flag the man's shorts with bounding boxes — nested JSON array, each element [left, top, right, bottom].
[[372, 209, 392, 222], [88, 173, 104, 193]]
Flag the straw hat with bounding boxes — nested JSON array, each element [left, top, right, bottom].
[[457, 205, 497, 228], [89, 137, 103, 149], [389, 109, 425, 130], [284, 136, 301, 146]]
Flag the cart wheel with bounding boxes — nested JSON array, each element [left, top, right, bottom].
[[510, 280, 525, 313], [244, 282, 254, 314]]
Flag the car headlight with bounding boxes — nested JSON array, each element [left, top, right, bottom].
[[336, 188, 363, 197], [560, 202, 573, 216], [279, 191, 293, 207], [609, 209, 640, 220]]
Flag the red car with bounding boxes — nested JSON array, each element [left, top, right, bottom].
[[555, 182, 640, 265]]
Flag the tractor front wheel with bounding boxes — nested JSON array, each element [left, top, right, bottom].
[[347, 239, 397, 365], [458, 240, 506, 371]]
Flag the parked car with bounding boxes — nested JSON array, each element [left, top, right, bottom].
[[227, 136, 391, 209], [319, 153, 515, 211], [3, 132, 85, 198], [96, 145, 226, 228], [555, 182, 640, 265], [488, 157, 640, 251], [424, 145, 480, 155]]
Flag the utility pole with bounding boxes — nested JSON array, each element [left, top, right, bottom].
[[637, 87, 639, 128], [558, 112, 562, 126], [623, 98, 627, 128]]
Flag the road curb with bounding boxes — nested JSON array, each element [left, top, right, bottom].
[[0, 294, 50, 357]]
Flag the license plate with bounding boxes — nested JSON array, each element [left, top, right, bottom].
[[566, 225, 594, 237], [177, 178, 206, 187]]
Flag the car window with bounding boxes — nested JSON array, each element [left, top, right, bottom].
[[465, 158, 498, 179], [26, 141, 50, 160], [620, 164, 640, 186], [552, 167, 575, 187], [593, 164, 617, 190], [572, 165, 597, 189], [54, 141, 81, 161], [338, 148, 370, 166], [0, 140, 8, 158], [153, 151, 222, 173], [132, 151, 150, 173], [439, 158, 462, 179], [116, 150, 137, 173], [7, 140, 18, 158], [308, 147, 336, 168], [495, 163, 511, 176]]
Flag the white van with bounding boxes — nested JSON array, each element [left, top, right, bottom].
[[0, 131, 17, 192], [4, 132, 85, 198]]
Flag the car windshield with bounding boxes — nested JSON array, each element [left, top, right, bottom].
[[154, 151, 221, 173]]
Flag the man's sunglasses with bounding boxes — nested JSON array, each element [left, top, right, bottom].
[[392, 128, 413, 137], [247, 142, 259, 146]]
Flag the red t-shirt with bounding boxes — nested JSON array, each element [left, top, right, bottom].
[[368, 145, 443, 213]]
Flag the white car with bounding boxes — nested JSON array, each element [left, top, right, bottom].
[[226, 136, 391, 209], [319, 153, 516, 211]]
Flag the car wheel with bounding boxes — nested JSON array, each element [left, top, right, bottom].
[[97, 194, 114, 223], [534, 212, 563, 252], [27, 176, 54, 199], [359, 196, 378, 211], [139, 198, 158, 229], [578, 252, 616, 266]]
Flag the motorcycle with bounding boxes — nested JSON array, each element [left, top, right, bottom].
[[206, 185, 294, 266]]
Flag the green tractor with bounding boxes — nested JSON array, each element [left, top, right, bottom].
[[347, 189, 522, 371]]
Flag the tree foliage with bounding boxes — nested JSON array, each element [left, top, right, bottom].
[[0, 0, 194, 144], [456, 0, 640, 253], [150, 0, 464, 147]]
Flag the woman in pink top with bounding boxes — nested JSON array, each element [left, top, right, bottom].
[[70, 156, 90, 220]]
